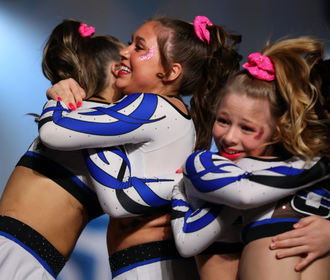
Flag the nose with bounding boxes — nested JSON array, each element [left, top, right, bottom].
[[119, 47, 130, 59], [222, 127, 239, 146]]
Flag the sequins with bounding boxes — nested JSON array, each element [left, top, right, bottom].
[[109, 240, 183, 274], [139, 45, 155, 61], [0, 216, 66, 276]]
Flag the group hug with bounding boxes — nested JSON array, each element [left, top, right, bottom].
[[1, 14, 330, 280]]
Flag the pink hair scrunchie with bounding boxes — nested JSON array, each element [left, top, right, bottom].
[[79, 23, 95, 37], [242, 53, 275, 81], [194, 16, 213, 44]]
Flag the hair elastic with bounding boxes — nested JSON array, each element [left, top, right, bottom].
[[242, 53, 275, 81], [79, 23, 95, 37], [194, 16, 213, 44]]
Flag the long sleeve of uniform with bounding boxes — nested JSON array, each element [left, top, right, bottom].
[[39, 93, 186, 151], [38, 93, 196, 219], [184, 150, 330, 210], [171, 150, 330, 257], [171, 179, 240, 257]]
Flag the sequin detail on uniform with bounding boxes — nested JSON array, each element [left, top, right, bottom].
[[0, 216, 66, 276], [139, 45, 155, 61], [109, 240, 187, 276]]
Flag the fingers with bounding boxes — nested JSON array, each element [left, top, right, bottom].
[[274, 244, 308, 258], [272, 226, 304, 243], [46, 78, 86, 110], [293, 215, 318, 229], [275, 248, 317, 271], [176, 166, 183, 173], [46, 87, 60, 101], [270, 235, 306, 250], [294, 253, 317, 271]]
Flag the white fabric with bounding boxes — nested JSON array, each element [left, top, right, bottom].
[[0, 235, 55, 280]]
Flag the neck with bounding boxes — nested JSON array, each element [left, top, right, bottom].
[[97, 88, 123, 103]]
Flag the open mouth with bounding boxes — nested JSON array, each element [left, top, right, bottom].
[[222, 147, 242, 155], [221, 147, 244, 160], [119, 65, 131, 74]]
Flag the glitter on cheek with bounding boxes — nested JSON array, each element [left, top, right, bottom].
[[254, 127, 264, 140], [139, 45, 155, 61]]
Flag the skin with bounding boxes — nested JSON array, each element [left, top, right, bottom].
[[107, 20, 188, 256], [196, 253, 240, 280], [270, 216, 330, 271], [209, 92, 330, 280], [195, 91, 277, 280], [0, 167, 88, 260], [47, 21, 189, 260], [240, 237, 330, 280], [0, 61, 121, 261], [212, 92, 276, 162]]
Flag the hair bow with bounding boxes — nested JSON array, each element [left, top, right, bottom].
[[194, 16, 213, 44], [242, 53, 275, 81], [79, 23, 95, 37]]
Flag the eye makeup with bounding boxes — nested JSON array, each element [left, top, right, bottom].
[[254, 127, 264, 140], [139, 45, 155, 61]]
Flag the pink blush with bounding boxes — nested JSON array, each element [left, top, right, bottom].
[[254, 127, 264, 140], [139, 45, 155, 61]]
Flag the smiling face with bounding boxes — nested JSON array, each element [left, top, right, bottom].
[[115, 21, 166, 95], [212, 92, 277, 162]]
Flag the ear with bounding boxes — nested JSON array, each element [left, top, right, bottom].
[[111, 62, 120, 78], [165, 63, 182, 82], [271, 130, 280, 143]]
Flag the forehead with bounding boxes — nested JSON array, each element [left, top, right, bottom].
[[133, 21, 158, 40], [219, 91, 274, 123]]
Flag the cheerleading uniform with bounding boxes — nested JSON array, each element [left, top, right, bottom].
[[0, 216, 64, 280], [172, 179, 242, 257], [171, 150, 330, 256], [0, 100, 107, 279], [39, 93, 197, 279], [39, 93, 195, 216]]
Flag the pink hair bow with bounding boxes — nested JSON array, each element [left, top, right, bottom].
[[242, 53, 275, 81], [79, 23, 95, 37], [194, 16, 213, 44]]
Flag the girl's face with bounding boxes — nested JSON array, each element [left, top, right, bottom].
[[115, 21, 165, 95], [212, 92, 277, 162]]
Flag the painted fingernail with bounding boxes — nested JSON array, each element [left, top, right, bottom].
[[57, 97, 62, 101], [77, 101, 82, 107], [69, 103, 75, 109]]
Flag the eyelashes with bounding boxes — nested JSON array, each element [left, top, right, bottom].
[[127, 41, 143, 51]]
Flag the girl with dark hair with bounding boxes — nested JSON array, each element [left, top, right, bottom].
[[41, 15, 242, 280], [0, 19, 124, 279]]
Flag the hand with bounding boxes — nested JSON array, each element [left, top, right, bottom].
[[269, 216, 330, 271], [46, 78, 86, 110], [176, 166, 183, 173]]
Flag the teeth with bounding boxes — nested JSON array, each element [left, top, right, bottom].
[[119, 65, 131, 73], [223, 148, 240, 154]]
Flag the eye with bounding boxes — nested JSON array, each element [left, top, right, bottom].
[[217, 118, 228, 125], [242, 125, 254, 132], [134, 44, 143, 51]]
